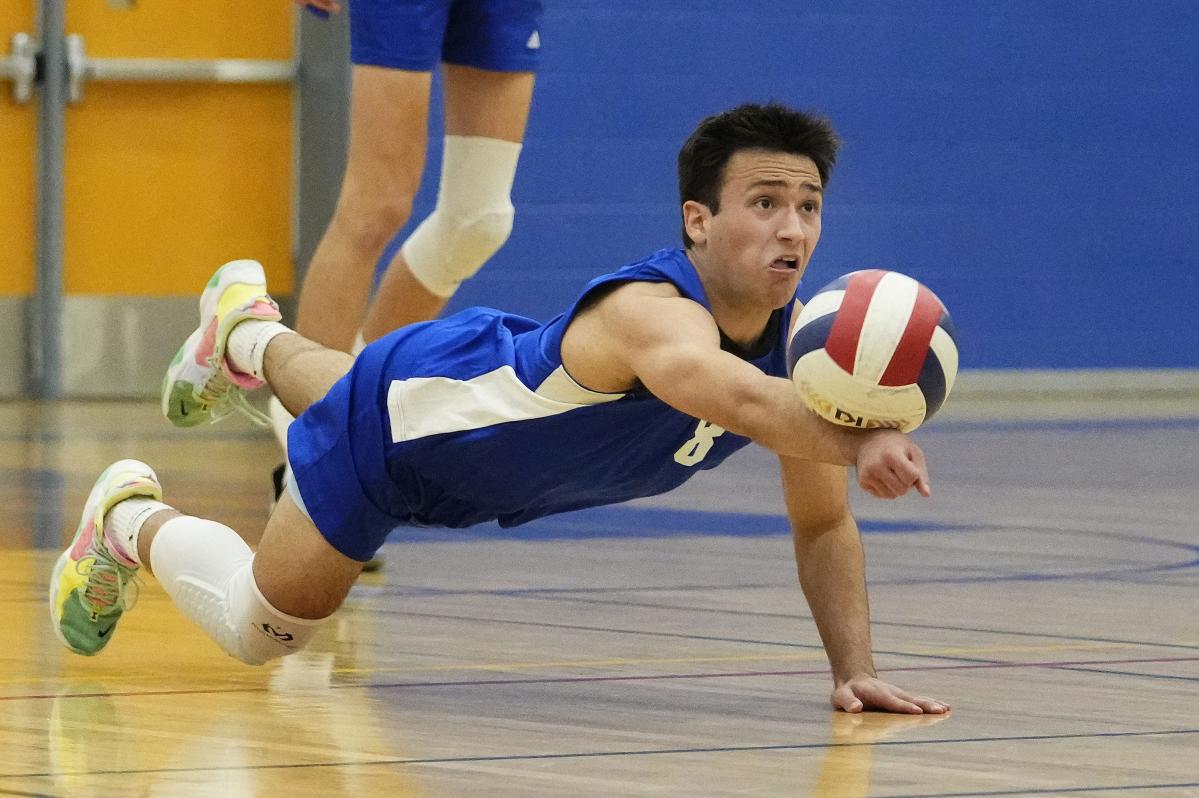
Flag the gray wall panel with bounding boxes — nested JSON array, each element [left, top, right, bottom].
[[295, 9, 350, 283], [0, 298, 26, 398], [62, 296, 196, 397], [59, 295, 296, 397]]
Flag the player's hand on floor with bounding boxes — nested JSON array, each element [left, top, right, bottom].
[[854, 430, 930, 499], [831, 675, 949, 714]]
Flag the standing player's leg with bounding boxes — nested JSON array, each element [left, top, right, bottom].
[[270, 0, 444, 541], [361, 64, 534, 342], [295, 0, 463, 350], [294, 65, 433, 353], [359, 4, 539, 341]]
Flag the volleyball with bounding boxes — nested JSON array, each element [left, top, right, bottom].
[[787, 270, 959, 433]]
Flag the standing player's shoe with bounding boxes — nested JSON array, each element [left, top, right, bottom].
[[49, 460, 162, 656], [162, 259, 281, 428]]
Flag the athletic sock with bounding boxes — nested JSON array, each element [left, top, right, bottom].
[[104, 497, 172, 567], [227, 320, 292, 381]]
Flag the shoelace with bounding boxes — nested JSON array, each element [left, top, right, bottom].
[[76, 552, 140, 616], [198, 360, 272, 428]]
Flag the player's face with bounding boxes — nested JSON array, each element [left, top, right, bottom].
[[703, 150, 823, 308]]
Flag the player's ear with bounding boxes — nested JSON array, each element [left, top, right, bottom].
[[682, 200, 711, 246]]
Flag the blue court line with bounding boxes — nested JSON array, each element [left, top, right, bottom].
[[384, 508, 973, 543], [1, 729, 1195, 780], [375, 510, 1199, 590], [367, 580, 785, 598], [882, 783, 1199, 798], [289, 727, 1199, 763], [874, 557, 1199, 586], [365, 517, 1199, 654], [1052, 666, 1199, 684], [350, 654, 1199, 694], [428, 588, 1199, 654], [382, 506, 1198, 557], [372, 607, 1010, 667], [361, 608, 1199, 685], [369, 607, 890, 654], [19, 655, 1199, 706]]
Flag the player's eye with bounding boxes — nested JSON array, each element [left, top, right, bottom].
[[755, 197, 773, 209]]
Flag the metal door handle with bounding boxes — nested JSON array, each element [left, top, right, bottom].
[[65, 34, 295, 104], [1, 33, 38, 104]]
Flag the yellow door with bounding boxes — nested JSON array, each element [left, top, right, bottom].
[[0, 11, 37, 396], [64, 2, 295, 297], [4, 2, 297, 396], [0, 24, 35, 297]]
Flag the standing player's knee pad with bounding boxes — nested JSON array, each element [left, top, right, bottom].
[[401, 135, 523, 298]]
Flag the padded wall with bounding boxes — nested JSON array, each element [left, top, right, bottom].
[[382, 1, 1198, 369]]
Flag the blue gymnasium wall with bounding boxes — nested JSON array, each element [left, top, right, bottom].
[[383, 1, 1199, 369]]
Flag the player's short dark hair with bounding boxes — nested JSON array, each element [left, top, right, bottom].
[[677, 103, 841, 248]]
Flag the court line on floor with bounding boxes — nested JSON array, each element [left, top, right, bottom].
[[926, 417, 1199, 433], [284, 641, 1143, 678], [372, 605, 1199, 668], [1, 728, 1196, 780], [1050, 666, 1199, 684], [881, 783, 1199, 798], [349, 654, 1199, 691], [372, 608, 1009, 666], [13, 565, 1199, 672], [6, 654, 1197, 701], [8, 597, 1198, 692], [481, 590, 1199, 654], [375, 518, 1199, 586]]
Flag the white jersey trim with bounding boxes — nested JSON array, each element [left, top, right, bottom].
[[387, 365, 624, 443], [533, 365, 624, 404]]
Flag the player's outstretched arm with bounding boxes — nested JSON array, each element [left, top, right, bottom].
[[779, 455, 949, 714], [577, 284, 930, 498]]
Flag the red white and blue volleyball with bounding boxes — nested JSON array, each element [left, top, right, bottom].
[[787, 270, 959, 433]]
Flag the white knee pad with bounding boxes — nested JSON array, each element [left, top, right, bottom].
[[402, 135, 522, 298], [150, 516, 325, 666]]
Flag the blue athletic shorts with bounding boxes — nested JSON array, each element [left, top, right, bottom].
[[349, 0, 544, 72], [286, 336, 403, 563]]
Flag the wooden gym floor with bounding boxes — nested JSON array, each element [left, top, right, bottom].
[[0, 392, 1196, 797]]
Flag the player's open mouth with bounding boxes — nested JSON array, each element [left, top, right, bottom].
[[770, 257, 799, 271]]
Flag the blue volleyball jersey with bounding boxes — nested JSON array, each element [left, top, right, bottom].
[[289, 247, 797, 559]]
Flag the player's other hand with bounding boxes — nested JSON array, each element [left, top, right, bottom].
[[295, 0, 341, 15], [854, 430, 930, 499], [832, 674, 949, 714]]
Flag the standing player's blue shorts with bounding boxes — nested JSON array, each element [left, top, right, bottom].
[[349, 0, 544, 72]]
